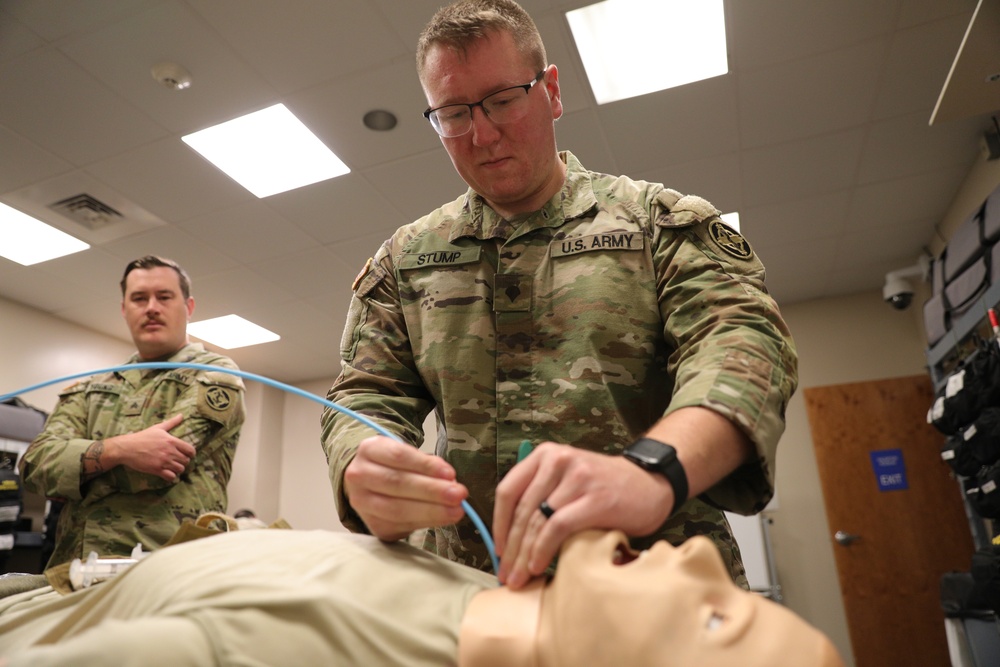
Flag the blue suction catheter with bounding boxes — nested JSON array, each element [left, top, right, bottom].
[[0, 362, 501, 575]]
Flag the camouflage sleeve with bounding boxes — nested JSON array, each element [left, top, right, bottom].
[[113, 368, 245, 495], [19, 369, 245, 500], [19, 383, 93, 501], [322, 238, 435, 530], [652, 192, 799, 514]]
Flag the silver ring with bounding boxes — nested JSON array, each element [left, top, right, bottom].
[[539, 500, 556, 519]]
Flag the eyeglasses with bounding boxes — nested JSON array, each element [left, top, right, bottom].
[[423, 70, 547, 138]]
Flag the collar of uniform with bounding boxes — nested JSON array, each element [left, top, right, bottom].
[[558, 151, 598, 222], [120, 342, 205, 383], [448, 151, 597, 243]]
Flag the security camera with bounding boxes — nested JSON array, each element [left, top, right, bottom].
[[882, 255, 930, 311], [883, 275, 914, 310]]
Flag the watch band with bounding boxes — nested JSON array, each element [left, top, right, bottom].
[[622, 437, 689, 516]]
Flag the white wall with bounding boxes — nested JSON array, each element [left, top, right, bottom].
[[1, 296, 134, 527], [773, 291, 929, 665], [276, 378, 344, 531], [1, 297, 134, 412]]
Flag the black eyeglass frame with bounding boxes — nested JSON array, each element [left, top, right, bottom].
[[422, 69, 548, 136]]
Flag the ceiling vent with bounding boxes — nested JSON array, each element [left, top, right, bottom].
[[49, 193, 124, 230]]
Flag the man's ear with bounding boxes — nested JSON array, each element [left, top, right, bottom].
[[186, 296, 195, 319], [544, 65, 563, 121]]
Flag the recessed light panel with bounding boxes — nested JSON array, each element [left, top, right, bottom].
[[567, 0, 728, 104], [188, 314, 280, 349], [182, 104, 350, 198], [0, 203, 90, 265]]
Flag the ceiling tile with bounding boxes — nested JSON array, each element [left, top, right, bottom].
[[286, 59, 439, 171], [179, 201, 319, 264], [85, 136, 254, 223], [872, 13, 976, 120], [0, 49, 166, 164], [0, 0, 159, 42], [100, 225, 241, 280], [249, 247, 351, 300], [192, 0, 409, 94], [857, 111, 984, 185], [59, 1, 277, 134], [729, 0, 898, 70], [265, 172, 407, 245], [741, 129, 866, 208], [364, 150, 470, 222], [738, 39, 886, 148], [598, 74, 739, 173], [0, 126, 72, 193], [0, 9, 44, 63]]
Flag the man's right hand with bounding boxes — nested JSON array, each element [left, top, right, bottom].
[[89, 414, 196, 482], [343, 435, 468, 541]]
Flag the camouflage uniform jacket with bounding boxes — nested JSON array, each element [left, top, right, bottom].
[[20, 343, 245, 567], [323, 152, 798, 581]]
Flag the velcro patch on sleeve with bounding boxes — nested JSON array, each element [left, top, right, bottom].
[[355, 264, 388, 299]]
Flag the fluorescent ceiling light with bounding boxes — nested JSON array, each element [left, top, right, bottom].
[[182, 103, 350, 198], [566, 0, 728, 104], [0, 202, 90, 265], [188, 314, 280, 349], [720, 211, 740, 232]]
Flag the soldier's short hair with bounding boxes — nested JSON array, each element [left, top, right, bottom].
[[416, 0, 547, 80], [120, 255, 192, 300]]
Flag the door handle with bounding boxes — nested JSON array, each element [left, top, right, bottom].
[[834, 530, 861, 546]]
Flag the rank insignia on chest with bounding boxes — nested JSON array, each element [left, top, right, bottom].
[[122, 398, 144, 416]]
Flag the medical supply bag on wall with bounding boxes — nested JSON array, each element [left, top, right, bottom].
[[942, 407, 1000, 478], [0, 462, 21, 555], [928, 336, 1000, 435], [970, 544, 1000, 616]]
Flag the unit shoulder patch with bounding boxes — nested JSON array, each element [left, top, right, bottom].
[[204, 386, 233, 411], [707, 219, 754, 260]]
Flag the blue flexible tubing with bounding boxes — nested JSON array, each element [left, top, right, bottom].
[[0, 361, 501, 575]]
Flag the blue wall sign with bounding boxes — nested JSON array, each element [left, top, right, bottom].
[[870, 448, 908, 492]]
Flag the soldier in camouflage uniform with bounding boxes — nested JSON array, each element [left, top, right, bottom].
[[20, 256, 245, 568], [322, 0, 797, 590]]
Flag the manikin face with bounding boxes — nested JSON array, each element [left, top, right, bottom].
[[420, 30, 565, 219], [459, 530, 845, 667], [121, 266, 194, 360]]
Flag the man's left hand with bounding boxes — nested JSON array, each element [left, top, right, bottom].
[[492, 443, 673, 589]]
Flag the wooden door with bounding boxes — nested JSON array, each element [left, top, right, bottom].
[[804, 375, 975, 667]]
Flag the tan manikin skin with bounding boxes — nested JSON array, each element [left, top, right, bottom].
[[459, 530, 846, 667]]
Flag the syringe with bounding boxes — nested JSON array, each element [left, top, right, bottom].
[[69, 544, 148, 590]]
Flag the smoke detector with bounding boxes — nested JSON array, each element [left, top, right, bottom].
[[151, 62, 193, 91]]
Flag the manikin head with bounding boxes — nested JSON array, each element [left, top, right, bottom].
[[459, 530, 845, 667]]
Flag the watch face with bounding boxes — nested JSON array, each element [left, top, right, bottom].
[[628, 439, 674, 467]]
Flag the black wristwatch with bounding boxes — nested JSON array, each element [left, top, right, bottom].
[[622, 437, 689, 516]]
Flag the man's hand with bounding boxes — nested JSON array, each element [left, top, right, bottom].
[[492, 443, 674, 589], [84, 414, 196, 482], [493, 407, 755, 589], [343, 436, 469, 542]]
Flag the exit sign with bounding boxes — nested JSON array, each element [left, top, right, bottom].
[[870, 449, 908, 492]]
